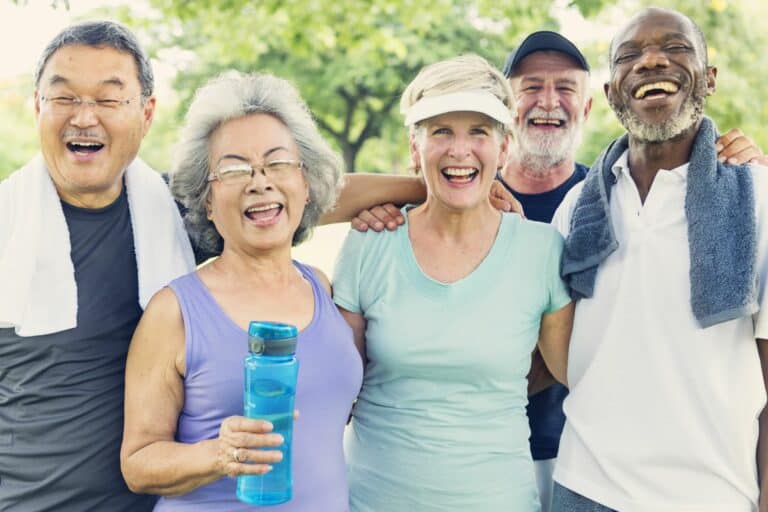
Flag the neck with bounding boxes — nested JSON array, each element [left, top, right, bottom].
[[412, 198, 500, 240], [500, 157, 576, 194], [212, 244, 298, 285], [627, 122, 700, 202], [57, 182, 124, 209]]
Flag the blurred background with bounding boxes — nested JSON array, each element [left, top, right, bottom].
[[2, 0, 766, 271]]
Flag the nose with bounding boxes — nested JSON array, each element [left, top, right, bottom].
[[537, 83, 559, 111], [245, 167, 274, 193], [633, 47, 670, 72], [68, 101, 99, 128], [448, 133, 472, 160]]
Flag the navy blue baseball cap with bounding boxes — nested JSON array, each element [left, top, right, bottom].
[[503, 30, 589, 77]]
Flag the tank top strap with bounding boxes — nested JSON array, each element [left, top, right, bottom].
[[293, 260, 334, 317], [167, 271, 244, 378], [167, 271, 219, 325]]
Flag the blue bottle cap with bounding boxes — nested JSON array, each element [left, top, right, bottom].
[[248, 321, 298, 355]]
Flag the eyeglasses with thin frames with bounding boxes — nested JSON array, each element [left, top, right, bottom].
[[39, 95, 142, 116], [207, 159, 304, 185]]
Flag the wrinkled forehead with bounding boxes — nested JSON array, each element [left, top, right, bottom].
[[611, 10, 701, 58], [39, 44, 140, 90]]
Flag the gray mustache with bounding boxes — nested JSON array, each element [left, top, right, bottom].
[[524, 107, 568, 122]]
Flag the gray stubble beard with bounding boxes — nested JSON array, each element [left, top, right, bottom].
[[609, 80, 707, 143]]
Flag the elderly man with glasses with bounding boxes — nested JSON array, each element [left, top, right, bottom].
[[0, 20, 427, 512]]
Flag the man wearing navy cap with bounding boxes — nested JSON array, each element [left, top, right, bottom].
[[496, 30, 592, 512]]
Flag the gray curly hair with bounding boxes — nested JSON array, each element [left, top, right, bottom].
[[171, 71, 344, 254]]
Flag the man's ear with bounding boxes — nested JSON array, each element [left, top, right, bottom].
[[582, 96, 594, 122], [33, 90, 41, 118], [141, 95, 157, 136], [706, 66, 717, 96]]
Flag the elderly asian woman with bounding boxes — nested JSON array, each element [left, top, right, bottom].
[[333, 55, 574, 511], [120, 72, 362, 511]]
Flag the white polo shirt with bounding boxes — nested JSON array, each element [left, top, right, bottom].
[[552, 150, 768, 512]]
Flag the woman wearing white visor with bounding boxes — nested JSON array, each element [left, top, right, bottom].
[[333, 54, 574, 511]]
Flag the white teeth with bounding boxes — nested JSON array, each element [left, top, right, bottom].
[[443, 168, 476, 176], [634, 81, 679, 99], [70, 141, 102, 146], [531, 118, 563, 125], [245, 203, 280, 213]]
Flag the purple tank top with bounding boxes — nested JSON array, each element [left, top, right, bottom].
[[153, 261, 362, 512]]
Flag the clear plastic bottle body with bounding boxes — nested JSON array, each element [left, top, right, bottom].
[[236, 349, 299, 505]]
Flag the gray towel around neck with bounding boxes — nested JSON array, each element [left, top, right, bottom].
[[561, 116, 758, 328]]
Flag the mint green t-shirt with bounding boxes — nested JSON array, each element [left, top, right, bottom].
[[333, 209, 570, 512]]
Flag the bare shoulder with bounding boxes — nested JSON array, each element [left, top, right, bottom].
[[308, 265, 332, 295], [131, 285, 185, 358]]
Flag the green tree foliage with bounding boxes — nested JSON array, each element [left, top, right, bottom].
[[573, 0, 768, 163], [2, 0, 767, 179], [0, 76, 39, 180], [129, 0, 560, 172]]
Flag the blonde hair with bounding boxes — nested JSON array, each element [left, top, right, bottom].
[[400, 54, 513, 133]]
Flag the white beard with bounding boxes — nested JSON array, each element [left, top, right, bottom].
[[512, 107, 583, 174]]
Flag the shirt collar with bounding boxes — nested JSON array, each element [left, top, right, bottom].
[[611, 149, 690, 182]]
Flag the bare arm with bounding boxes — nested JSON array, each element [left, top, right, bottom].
[[120, 287, 283, 496], [536, 301, 574, 386], [527, 349, 557, 396], [320, 174, 426, 225], [338, 307, 367, 365], [757, 339, 768, 511]]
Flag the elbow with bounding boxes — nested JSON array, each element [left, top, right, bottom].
[[121, 455, 151, 494]]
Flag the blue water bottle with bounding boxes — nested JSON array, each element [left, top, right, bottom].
[[236, 321, 299, 506]]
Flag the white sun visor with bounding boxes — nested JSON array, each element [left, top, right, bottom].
[[403, 90, 512, 126]]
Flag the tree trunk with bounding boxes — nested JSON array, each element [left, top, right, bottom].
[[341, 142, 358, 174]]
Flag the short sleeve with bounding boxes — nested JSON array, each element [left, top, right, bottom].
[[545, 231, 572, 314], [750, 164, 768, 339], [332, 229, 366, 314], [551, 181, 584, 238]]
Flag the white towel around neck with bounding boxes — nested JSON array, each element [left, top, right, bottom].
[[0, 155, 196, 336]]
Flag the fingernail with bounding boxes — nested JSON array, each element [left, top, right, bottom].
[[387, 222, 396, 230], [728, 157, 737, 164], [263, 421, 273, 431], [718, 156, 726, 163], [715, 144, 723, 151], [374, 223, 384, 230], [397, 217, 404, 224], [269, 434, 284, 444]]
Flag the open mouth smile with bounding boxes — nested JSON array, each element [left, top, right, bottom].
[[528, 117, 566, 128], [632, 80, 681, 100], [441, 167, 479, 185], [65, 139, 105, 155], [244, 202, 284, 226]]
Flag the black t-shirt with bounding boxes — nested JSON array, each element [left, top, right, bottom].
[[496, 163, 588, 460], [0, 187, 156, 511]]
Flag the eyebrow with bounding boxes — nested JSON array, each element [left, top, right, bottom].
[[215, 146, 293, 166], [520, 76, 580, 86], [615, 32, 692, 52], [45, 75, 127, 88]]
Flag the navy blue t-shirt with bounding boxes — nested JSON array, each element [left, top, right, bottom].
[[0, 187, 156, 511], [496, 163, 588, 460]]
